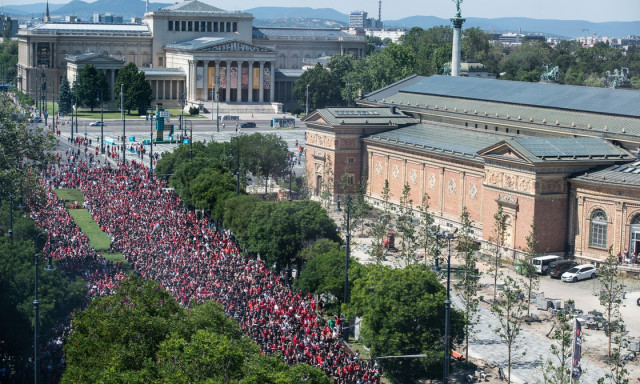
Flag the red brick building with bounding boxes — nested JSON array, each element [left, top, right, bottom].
[[303, 75, 640, 267]]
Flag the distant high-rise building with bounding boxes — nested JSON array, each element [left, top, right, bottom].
[[349, 11, 367, 29], [92, 13, 124, 24]]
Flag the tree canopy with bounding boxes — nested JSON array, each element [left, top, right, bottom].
[[75, 64, 110, 111], [348, 264, 465, 382], [114, 62, 153, 114], [62, 277, 330, 383]]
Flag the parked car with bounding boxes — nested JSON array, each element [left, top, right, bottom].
[[89, 121, 106, 126], [240, 122, 256, 128], [548, 260, 578, 279], [30, 116, 43, 123], [561, 264, 597, 282]]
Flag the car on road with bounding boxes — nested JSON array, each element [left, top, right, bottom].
[[240, 122, 256, 128], [561, 264, 597, 282], [30, 116, 43, 123], [89, 121, 106, 126], [548, 260, 578, 279]]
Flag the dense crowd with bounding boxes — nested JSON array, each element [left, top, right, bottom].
[[29, 158, 381, 383]]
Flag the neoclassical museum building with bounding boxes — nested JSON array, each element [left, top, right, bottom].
[[303, 75, 640, 271], [17, 0, 366, 111]]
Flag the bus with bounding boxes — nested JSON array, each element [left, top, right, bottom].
[[271, 117, 295, 128]]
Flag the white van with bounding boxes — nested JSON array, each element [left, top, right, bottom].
[[219, 115, 239, 121], [532, 255, 561, 274]]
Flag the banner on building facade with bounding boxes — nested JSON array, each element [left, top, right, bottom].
[[241, 67, 248, 89], [196, 66, 203, 88], [571, 319, 582, 381], [219, 67, 226, 89], [230, 66, 238, 89], [252, 67, 260, 89], [208, 67, 216, 88], [263, 67, 270, 89]]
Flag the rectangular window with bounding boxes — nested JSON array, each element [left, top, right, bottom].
[[226, 22, 231, 32], [505, 128, 509, 133], [168, 20, 173, 31], [213, 22, 218, 32], [188, 21, 193, 31], [232, 22, 238, 32], [201, 21, 205, 31], [474, 123, 478, 128], [517, 130, 520, 134], [465, 122, 468, 127], [348, 157, 355, 164], [347, 175, 355, 185], [590, 223, 607, 248], [485, 125, 488, 129], [181, 21, 186, 31], [194, 21, 199, 31], [158, 56, 163, 67], [207, 22, 212, 32], [495, 126, 498, 131], [175, 20, 180, 31]]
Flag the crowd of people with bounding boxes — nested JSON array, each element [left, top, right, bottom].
[[29, 156, 381, 383]]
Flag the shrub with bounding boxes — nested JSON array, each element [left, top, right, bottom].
[[189, 106, 200, 115]]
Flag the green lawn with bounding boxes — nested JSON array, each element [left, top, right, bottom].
[[44, 102, 204, 120], [67, 209, 131, 273], [54, 189, 85, 207]]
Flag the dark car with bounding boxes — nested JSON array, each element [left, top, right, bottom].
[[240, 122, 256, 128], [548, 260, 577, 279], [30, 116, 43, 123]]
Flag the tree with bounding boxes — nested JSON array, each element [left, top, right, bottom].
[[114, 62, 152, 114], [63, 277, 330, 383], [598, 247, 626, 357], [237, 133, 289, 195], [292, 63, 341, 111], [0, 236, 86, 360], [462, 27, 491, 63], [369, 180, 390, 263], [76, 64, 109, 111], [223, 194, 261, 242], [57, 75, 73, 115], [246, 200, 340, 274], [417, 194, 436, 266], [395, 183, 417, 266], [541, 311, 574, 384], [598, 331, 631, 384], [488, 203, 507, 302], [490, 275, 526, 384], [348, 264, 465, 382], [188, 165, 236, 219], [294, 239, 348, 306], [521, 223, 540, 317], [454, 207, 482, 361]]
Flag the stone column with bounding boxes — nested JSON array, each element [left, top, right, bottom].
[[450, 15, 466, 77], [187, 60, 193, 100], [226, 61, 231, 102], [111, 70, 115, 99], [203, 60, 209, 101], [248, 61, 254, 102], [214, 61, 220, 101], [269, 62, 275, 103], [155, 80, 159, 100], [258, 61, 264, 102]]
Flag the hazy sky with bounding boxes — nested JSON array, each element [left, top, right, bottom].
[[7, 0, 640, 22]]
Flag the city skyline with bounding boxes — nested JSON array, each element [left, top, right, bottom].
[[5, 0, 640, 23]]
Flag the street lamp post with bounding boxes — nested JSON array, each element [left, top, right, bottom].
[[440, 228, 457, 384], [216, 79, 220, 133], [149, 106, 154, 175], [305, 84, 309, 116], [235, 137, 240, 196], [33, 232, 55, 384], [335, 196, 351, 340], [99, 91, 104, 154], [288, 156, 293, 202], [41, 72, 46, 121], [121, 83, 125, 165]]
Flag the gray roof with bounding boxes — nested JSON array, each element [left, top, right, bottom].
[[497, 137, 632, 163], [252, 27, 365, 42], [166, 37, 232, 50], [572, 160, 640, 187], [360, 75, 640, 136], [140, 67, 185, 76], [158, 0, 225, 13], [401, 75, 640, 118], [311, 107, 416, 126], [275, 69, 304, 78], [23, 22, 151, 36], [364, 123, 507, 162]]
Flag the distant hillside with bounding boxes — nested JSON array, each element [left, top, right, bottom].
[[386, 16, 640, 38], [246, 7, 348, 24], [2, 2, 637, 39]]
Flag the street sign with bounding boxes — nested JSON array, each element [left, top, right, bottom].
[[158, 111, 170, 118]]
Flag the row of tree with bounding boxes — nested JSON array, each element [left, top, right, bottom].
[[293, 26, 640, 111], [57, 62, 152, 115]]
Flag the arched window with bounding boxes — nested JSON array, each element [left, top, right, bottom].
[[632, 214, 640, 225], [589, 209, 608, 249]]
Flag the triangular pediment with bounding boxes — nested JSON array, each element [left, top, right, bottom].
[[198, 40, 273, 53], [66, 52, 125, 65], [478, 141, 534, 164]]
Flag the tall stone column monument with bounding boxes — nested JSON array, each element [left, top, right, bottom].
[[450, 0, 466, 76]]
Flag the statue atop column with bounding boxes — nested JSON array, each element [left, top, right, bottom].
[[452, 0, 463, 17]]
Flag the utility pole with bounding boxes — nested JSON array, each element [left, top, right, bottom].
[[216, 77, 220, 132], [149, 108, 153, 174], [121, 83, 125, 165], [100, 90, 104, 154], [305, 84, 309, 115]]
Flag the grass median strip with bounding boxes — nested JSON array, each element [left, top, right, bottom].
[[56, 189, 131, 273]]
